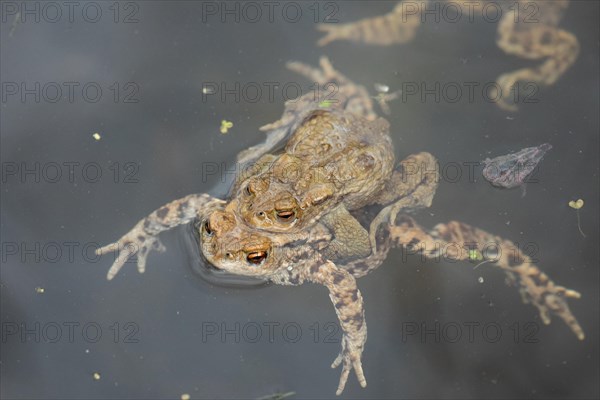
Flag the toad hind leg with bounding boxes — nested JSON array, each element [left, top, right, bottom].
[[388, 216, 584, 340], [96, 193, 225, 280]]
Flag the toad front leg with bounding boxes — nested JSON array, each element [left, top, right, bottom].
[[304, 261, 368, 395], [96, 193, 225, 280]]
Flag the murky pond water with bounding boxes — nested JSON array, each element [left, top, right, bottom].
[[1, 1, 598, 399]]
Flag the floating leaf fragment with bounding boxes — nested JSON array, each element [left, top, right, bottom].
[[482, 143, 552, 192], [220, 120, 233, 134], [181, 394, 191, 400], [93, 372, 101, 380], [568, 199, 586, 237], [34, 287, 45, 294], [318, 99, 333, 108], [568, 199, 584, 209], [92, 132, 101, 141]]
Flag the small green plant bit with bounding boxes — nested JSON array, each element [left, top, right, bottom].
[[568, 199, 586, 238], [220, 119, 233, 134]]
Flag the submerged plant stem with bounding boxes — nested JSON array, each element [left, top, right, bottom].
[[473, 260, 493, 270], [576, 210, 586, 238]]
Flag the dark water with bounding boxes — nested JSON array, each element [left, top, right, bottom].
[[1, 1, 598, 399]]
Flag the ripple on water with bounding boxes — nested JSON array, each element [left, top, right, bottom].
[[180, 221, 268, 289]]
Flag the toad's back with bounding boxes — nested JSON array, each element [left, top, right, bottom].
[[283, 109, 394, 209]]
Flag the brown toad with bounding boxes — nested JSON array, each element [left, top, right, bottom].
[[232, 108, 395, 260], [317, 0, 579, 111]]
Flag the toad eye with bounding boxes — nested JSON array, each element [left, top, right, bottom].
[[276, 210, 296, 223], [225, 252, 234, 260], [247, 251, 268, 265], [203, 220, 213, 236], [257, 211, 266, 219], [244, 185, 253, 196]]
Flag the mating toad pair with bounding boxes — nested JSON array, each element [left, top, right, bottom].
[[97, 57, 583, 395]]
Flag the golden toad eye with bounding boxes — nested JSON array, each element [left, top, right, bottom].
[[276, 210, 296, 223], [247, 251, 267, 265], [225, 252, 234, 259], [203, 220, 213, 235]]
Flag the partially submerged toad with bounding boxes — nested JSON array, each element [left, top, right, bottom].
[[317, 0, 579, 111], [96, 58, 583, 396]]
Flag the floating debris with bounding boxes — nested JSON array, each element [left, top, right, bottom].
[[374, 83, 390, 93], [181, 394, 191, 400], [374, 82, 400, 114], [568, 199, 586, 238], [256, 392, 295, 400], [468, 249, 483, 262], [220, 120, 233, 134], [478, 277, 484, 284], [373, 90, 400, 115], [568, 199, 584, 210], [93, 372, 101, 381], [473, 260, 493, 270], [318, 99, 333, 108], [9, 12, 20, 37], [482, 143, 552, 195], [202, 86, 215, 95], [470, 250, 493, 270], [34, 287, 45, 294], [92, 132, 102, 141]]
